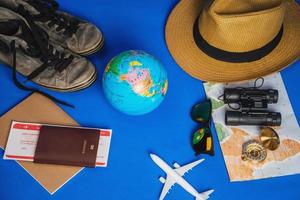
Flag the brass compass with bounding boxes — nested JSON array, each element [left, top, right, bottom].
[[242, 140, 267, 162], [259, 127, 280, 151]]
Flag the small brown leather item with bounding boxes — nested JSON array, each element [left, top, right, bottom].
[[34, 126, 100, 168]]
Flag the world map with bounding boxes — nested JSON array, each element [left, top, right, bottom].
[[204, 73, 300, 181]]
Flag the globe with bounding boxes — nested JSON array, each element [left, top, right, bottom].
[[102, 50, 168, 115]]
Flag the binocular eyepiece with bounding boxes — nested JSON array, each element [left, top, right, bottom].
[[224, 88, 278, 106]]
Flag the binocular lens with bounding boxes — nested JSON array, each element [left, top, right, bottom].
[[225, 111, 282, 126]]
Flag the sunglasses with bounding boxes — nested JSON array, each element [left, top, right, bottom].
[[191, 99, 214, 156]]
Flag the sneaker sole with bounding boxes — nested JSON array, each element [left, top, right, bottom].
[[2, 62, 98, 92], [77, 36, 105, 56], [40, 70, 98, 92]]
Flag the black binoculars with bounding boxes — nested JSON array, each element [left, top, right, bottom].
[[224, 88, 281, 126]]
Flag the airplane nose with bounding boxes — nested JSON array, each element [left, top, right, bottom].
[[149, 153, 158, 161], [150, 153, 155, 159]]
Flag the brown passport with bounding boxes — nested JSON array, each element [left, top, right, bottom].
[[34, 126, 100, 168]]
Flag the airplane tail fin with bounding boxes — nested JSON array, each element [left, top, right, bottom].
[[196, 189, 214, 200]]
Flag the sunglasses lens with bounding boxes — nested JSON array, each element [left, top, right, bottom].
[[192, 127, 214, 156], [191, 100, 211, 123], [192, 127, 206, 144]]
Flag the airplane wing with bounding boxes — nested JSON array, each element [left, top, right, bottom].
[[174, 159, 205, 176], [159, 175, 176, 200]]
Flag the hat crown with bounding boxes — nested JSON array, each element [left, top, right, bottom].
[[199, 0, 286, 52]]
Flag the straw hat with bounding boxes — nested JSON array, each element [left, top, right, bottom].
[[165, 0, 300, 82]]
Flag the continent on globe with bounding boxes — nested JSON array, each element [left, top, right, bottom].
[[120, 63, 155, 97]]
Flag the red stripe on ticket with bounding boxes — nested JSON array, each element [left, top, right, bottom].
[[100, 131, 111, 137], [96, 162, 105, 166], [13, 123, 41, 131], [6, 155, 34, 160]]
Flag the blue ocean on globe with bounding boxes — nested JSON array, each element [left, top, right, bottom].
[[102, 50, 168, 115]]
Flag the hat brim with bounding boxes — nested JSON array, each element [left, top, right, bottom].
[[165, 0, 300, 82]]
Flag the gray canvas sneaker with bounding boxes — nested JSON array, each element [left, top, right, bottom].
[[0, 7, 97, 93], [0, 0, 104, 55]]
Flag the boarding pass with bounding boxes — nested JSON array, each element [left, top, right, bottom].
[[4, 121, 112, 167]]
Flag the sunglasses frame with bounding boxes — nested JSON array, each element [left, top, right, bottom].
[[191, 99, 214, 156]]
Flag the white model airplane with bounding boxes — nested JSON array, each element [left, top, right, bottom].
[[150, 154, 214, 200]]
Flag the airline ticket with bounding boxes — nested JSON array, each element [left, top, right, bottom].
[[3, 121, 112, 167]]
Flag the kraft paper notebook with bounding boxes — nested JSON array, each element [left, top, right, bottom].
[[0, 93, 83, 194]]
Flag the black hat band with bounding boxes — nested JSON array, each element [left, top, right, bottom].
[[193, 17, 284, 63]]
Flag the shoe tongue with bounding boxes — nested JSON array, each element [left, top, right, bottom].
[[0, 19, 43, 52], [0, 20, 22, 36]]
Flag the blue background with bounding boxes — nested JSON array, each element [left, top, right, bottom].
[[0, 0, 299, 200]]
